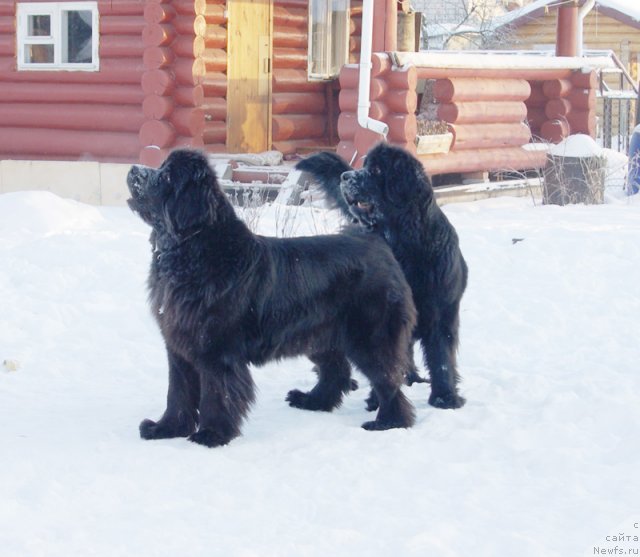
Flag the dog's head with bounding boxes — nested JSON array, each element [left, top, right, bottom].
[[340, 143, 433, 229], [127, 149, 223, 238]]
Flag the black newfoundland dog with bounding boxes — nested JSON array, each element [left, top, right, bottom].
[[296, 143, 468, 410], [126, 149, 417, 447]]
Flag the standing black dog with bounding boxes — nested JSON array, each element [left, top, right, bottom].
[[296, 143, 468, 409], [127, 149, 417, 448]]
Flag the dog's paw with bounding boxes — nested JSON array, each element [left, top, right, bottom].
[[428, 392, 466, 409], [139, 416, 195, 440], [365, 390, 379, 412], [406, 369, 429, 385], [188, 428, 233, 448], [361, 418, 411, 431], [286, 389, 335, 411]]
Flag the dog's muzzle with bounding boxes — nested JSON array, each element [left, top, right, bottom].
[[127, 164, 151, 196]]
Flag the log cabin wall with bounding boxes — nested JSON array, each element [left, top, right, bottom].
[[139, 0, 207, 167], [0, 0, 145, 162]]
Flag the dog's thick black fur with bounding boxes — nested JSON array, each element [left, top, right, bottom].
[[297, 143, 468, 409], [127, 149, 417, 447]]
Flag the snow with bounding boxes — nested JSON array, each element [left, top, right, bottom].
[[2, 173, 640, 556], [549, 133, 603, 158]]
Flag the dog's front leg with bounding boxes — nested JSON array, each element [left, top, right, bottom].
[[188, 360, 256, 448], [139, 349, 200, 440]]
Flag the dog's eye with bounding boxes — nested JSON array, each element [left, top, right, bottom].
[[370, 166, 382, 176]]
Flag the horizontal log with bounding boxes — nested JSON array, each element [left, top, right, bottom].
[[273, 69, 326, 93], [203, 121, 227, 144], [0, 103, 144, 133], [545, 98, 572, 119], [140, 147, 168, 168], [272, 0, 310, 7], [272, 139, 332, 155], [199, 24, 227, 49], [142, 69, 175, 96], [273, 29, 307, 49], [175, 58, 206, 86], [143, 46, 175, 69], [540, 118, 570, 143], [140, 119, 176, 149], [173, 15, 199, 36], [0, 6, 13, 16], [450, 122, 532, 151], [338, 112, 358, 140], [100, 15, 145, 35], [542, 79, 573, 99], [203, 4, 227, 24], [143, 95, 173, 119], [568, 88, 596, 110], [386, 67, 417, 91], [415, 67, 575, 80], [0, 38, 14, 57], [354, 127, 389, 160], [144, 3, 176, 24], [99, 0, 145, 16], [100, 34, 144, 58], [202, 98, 227, 121], [0, 16, 14, 34], [418, 146, 548, 175], [434, 78, 531, 102], [336, 141, 358, 167], [0, 127, 140, 159], [526, 82, 547, 106], [200, 73, 227, 97], [273, 48, 307, 70], [571, 70, 597, 89], [173, 35, 197, 58], [273, 6, 308, 27], [200, 48, 227, 73], [437, 101, 527, 124], [371, 53, 393, 77], [0, 82, 144, 105], [272, 92, 327, 114], [273, 114, 326, 141], [0, 58, 143, 84]]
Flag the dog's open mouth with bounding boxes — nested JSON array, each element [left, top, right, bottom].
[[356, 201, 373, 211]]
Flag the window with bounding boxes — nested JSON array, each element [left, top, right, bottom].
[[308, 0, 350, 80], [17, 2, 99, 71]]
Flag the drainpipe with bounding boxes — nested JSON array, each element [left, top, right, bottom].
[[577, 0, 596, 56], [357, 0, 389, 137]]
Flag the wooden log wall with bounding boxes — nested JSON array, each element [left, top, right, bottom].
[[532, 70, 598, 144], [140, 0, 209, 167], [0, 0, 145, 162], [272, 0, 327, 154]]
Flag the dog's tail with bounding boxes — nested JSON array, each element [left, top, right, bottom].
[[295, 152, 352, 218]]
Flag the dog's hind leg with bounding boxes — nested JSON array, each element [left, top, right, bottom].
[[421, 306, 466, 409], [286, 352, 353, 412], [188, 360, 256, 448], [140, 350, 200, 440], [349, 349, 415, 430]]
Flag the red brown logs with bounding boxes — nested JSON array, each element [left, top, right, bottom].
[[140, 120, 177, 149], [1, 82, 144, 105], [415, 67, 574, 81], [143, 46, 175, 69], [273, 92, 327, 114], [273, 70, 326, 93], [540, 118, 570, 143], [438, 101, 527, 124], [568, 88, 596, 110], [419, 147, 548, 176], [200, 73, 227, 97], [526, 107, 547, 132], [450, 122, 532, 151], [273, 30, 307, 49], [175, 86, 204, 107], [203, 121, 227, 144], [201, 24, 227, 49], [527, 81, 547, 106], [142, 69, 175, 96], [0, 127, 140, 158], [100, 35, 144, 58], [102, 0, 146, 16], [144, 3, 176, 24], [143, 95, 174, 119], [542, 79, 572, 99], [338, 113, 358, 140], [272, 115, 327, 141], [545, 98, 572, 119], [203, 4, 227, 24], [556, 5, 578, 57], [385, 90, 418, 114], [100, 15, 145, 35], [142, 23, 176, 47], [0, 103, 143, 133], [434, 78, 531, 102], [273, 6, 307, 26], [566, 110, 596, 136], [387, 114, 417, 143], [571, 70, 598, 89], [200, 49, 227, 73], [171, 108, 205, 137], [273, 48, 307, 70], [273, 140, 332, 156], [7, 58, 142, 83], [202, 98, 227, 121]]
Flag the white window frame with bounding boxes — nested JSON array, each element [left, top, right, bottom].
[[17, 2, 99, 71], [308, 0, 350, 81]]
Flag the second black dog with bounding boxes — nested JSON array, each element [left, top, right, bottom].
[[297, 143, 468, 409]]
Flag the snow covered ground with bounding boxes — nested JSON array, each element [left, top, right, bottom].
[[1, 166, 640, 556]]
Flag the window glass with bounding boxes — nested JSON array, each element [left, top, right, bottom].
[[25, 43, 54, 64], [63, 10, 93, 63], [308, 0, 350, 80], [28, 14, 51, 37]]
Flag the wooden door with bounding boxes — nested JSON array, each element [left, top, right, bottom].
[[226, 0, 272, 153]]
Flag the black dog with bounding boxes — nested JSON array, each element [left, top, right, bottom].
[[297, 143, 468, 410], [126, 149, 417, 447]]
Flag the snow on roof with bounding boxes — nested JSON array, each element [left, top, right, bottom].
[[493, 0, 640, 30]]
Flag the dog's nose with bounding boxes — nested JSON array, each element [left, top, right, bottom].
[[341, 170, 355, 182], [129, 165, 149, 180]]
